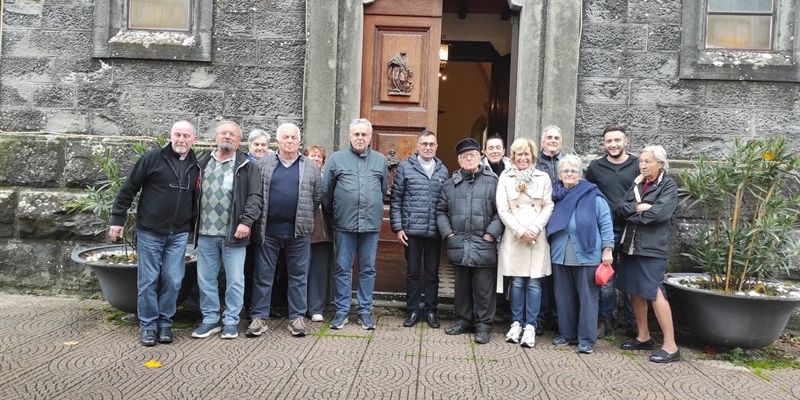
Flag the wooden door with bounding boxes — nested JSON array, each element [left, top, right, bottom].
[[361, 1, 443, 294]]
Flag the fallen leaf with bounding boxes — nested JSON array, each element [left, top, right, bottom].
[[144, 360, 162, 369], [63, 341, 79, 346]]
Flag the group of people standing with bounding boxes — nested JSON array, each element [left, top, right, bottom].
[[391, 124, 679, 363]]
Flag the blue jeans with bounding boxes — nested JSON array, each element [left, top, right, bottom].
[[333, 230, 379, 315], [251, 234, 311, 320], [196, 235, 246, 326], [509, 276, 542, 327], [136, 229, 189, 331]]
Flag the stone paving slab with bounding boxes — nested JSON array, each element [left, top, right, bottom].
[[0, 294, 798, 399]]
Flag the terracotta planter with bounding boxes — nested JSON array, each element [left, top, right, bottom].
[[71, 244, 197, 314], [664, 272, 800, 349]]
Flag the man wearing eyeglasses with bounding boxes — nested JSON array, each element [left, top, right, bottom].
[[437, 138, 505, 344], [390, 129, 449, 329], [191, 120, 262, 340], [109, 120, 201, 347], [322, 118, 388, 330]]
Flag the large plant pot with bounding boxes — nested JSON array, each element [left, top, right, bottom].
[[664, 272, 800, 349], [72, 244, 197, 314]]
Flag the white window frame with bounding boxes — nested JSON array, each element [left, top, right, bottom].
[[92, 0, 212, 62], [680, 0, 800, 82]]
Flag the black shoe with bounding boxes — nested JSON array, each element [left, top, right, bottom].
[[650, 348, 680, 363], [158, 327, 173, 344], [444, 322, 473, 335], [425, 311, 440, 329], [140, 329, 157, 347], [403, 311, 420, 327], [620, 338, 654, 350], [474, 329, 491, 344]]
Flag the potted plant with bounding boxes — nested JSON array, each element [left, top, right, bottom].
[[69, 138, 196, 314], [669, 137, 800, 349]]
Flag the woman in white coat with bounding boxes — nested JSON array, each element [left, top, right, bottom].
[[496, 138, 554, 348]]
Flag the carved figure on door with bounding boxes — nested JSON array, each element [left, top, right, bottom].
[[388, 50, 414, 95]]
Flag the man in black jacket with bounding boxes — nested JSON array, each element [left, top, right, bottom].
[[109, 120, 200, 347], [437, 138, 504, 344], [191, 120, 262, 340]]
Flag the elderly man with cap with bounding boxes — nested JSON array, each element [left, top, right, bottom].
[[436, 138, 505, 344]]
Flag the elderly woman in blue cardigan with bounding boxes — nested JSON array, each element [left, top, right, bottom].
[[546, 154, 615, 354]]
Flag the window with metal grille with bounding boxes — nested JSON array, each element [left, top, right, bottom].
[[128, 0, 191, 32], [705, 0, 774, 50]]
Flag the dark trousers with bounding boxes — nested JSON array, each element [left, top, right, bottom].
[[405, 236, 441, 313], [538, 274, 558, 330], [307, 241, 333, 315], [553, 263, 600, 347], [453, 265, 496, 330]]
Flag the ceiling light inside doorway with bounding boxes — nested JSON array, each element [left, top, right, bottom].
[[439, 43, 449, 80]]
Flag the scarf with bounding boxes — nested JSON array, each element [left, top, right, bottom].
[[546, 179, 606, 254]]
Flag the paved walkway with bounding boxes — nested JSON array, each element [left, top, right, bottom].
[[1, 293, 798, 399]]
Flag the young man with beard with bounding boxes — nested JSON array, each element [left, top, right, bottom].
[[585, 124, 639, 337]]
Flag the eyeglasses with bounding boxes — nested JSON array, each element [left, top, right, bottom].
[[418, 142, 437, 148], [458, 152, 480, 160], [560, 169, 580, 175]]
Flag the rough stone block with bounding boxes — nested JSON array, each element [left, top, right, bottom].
[[648, 24, 680, 51], [625, 131, 683, 158], [185, 66, 243, 90], [1, 30, 30, 57], [0, 134, 61, 185], [581, 23, 646, 51], [146, 89, 225, 115], [213, 39, 259, 66], [239, 66, 304, 91], [752, 111, 800, 136], [582, 0, 628, 23], [576, 104, 658, 134], [0, 57, 53, 83], [0, 190, 16, 238], [1, 9, 42, 28], [254, 12, 306, 39], [259, 40, 305, 67], [658, 106, 751, 135], [55, 58, 113, 85], [44, 110, 89, 134], [214, 10, 255, 37], [32, 84, 74, 108], [577, 78, 629, 105], [676, 134, 734, 160], [76, 85, 124, 109], [629, 79, 704, 106], [619, 51, 678, 79], [90, 110, 152, 136], [628, 0, 682, 24], [41, 5, 93, 30], [17, 190, 106, 240], [578, 49, 620, 77], [0, 109, 47, 131], [1, 83, 31, 107], [0, 239, 100, 295], [110, 61, 186, 86], [224, 91, 302, 118], [264, 0, 305, 13], [149, 114, 200, 138], [30, 30, 93, 57], [705, 83, 796, 110]]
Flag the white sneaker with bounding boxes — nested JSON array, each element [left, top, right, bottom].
[[521, 324, 536, 348], [311, 314, 324, 322], [505, 321, 522, 343]]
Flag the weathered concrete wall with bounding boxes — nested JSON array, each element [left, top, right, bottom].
[[575, 0, 800, 277]]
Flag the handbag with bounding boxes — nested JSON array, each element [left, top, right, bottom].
[[595, 262, 614, 285]]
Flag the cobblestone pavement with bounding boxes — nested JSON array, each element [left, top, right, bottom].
[[1, 294, 799, 399]]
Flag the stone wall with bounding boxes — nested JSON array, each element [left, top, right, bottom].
[[574, 0, 800, 278], [0, 0, 306, 295]]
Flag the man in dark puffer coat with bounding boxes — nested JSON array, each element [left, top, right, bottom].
[[436, 138, 505, 344], [390, 130, 449, 329]]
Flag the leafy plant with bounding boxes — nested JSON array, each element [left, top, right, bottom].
[[679, 137, 800, 293], [68, 137, 168, 253]]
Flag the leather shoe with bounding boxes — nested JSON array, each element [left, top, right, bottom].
[[650, 348, 680, 363], [403, 312, 420, 327], [425, 312, 440, 328], [140, 329, 157, 347], [474, 329, 491, 344], [444, 322, 474, 335], [620, 338, 654, 350], [158, 327, 173, 344]]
